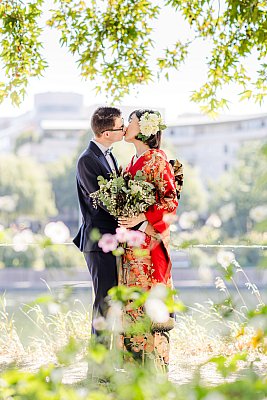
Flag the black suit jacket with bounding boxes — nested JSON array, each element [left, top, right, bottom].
[[73, 141, 119, 252]]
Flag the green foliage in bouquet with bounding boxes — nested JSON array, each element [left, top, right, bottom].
[[90, 171, 156, 217]]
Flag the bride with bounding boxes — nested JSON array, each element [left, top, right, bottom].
[[118, 109, 179, 367]]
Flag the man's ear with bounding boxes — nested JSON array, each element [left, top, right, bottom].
[[104, 132, 110, 139]]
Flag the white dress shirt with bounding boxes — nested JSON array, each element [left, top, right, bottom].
[[91, 138, 116, 172]]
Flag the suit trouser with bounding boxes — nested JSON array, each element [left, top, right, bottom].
[[84, 251, 118, 335]]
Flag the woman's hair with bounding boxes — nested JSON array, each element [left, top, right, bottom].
[[91, 106, 121, 137], [129, 109, 162, 149]]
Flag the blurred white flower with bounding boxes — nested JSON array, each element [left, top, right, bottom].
[[204, 393, 226, 400], [163, 213, 178, 225], [170, 224, 178, 232], [240, 184, 250, 193], [217, 250, 235, 269], [249, 205, 267, 223], [198, 264, 213, 283], [51, 369, 63, 384], [145, 298, 169, 323], [0, 195, 18, 212], [92, 316, 107, 331], [106, 301, 123, 332], [205, 213, 222, 228], [12, 229, 34, 252], [215, 276, 227, 292], [219, 203, 235, 222], [44, 221, 70, 244], [178, 211, 198, 230], [149, 284, 168, 300], [48, 302, 61, 315]]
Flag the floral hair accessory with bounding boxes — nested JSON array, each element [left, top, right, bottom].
[[137, 112, 167, 142]]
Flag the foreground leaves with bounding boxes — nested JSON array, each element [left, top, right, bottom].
[[1, 1, 267, 111]]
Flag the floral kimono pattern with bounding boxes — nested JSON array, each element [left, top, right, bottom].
[[118, 149, 178, 367]]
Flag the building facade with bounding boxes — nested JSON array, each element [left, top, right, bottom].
[[166, 114, 267, 182], [1, 92, 266, 179]]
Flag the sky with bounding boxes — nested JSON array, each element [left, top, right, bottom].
[[0, 1, 266, 122]]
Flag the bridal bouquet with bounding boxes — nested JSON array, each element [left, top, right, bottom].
[[90, 171, 156, 217]]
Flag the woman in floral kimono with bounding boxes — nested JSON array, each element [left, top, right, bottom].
[[118, 109, 179, 368]]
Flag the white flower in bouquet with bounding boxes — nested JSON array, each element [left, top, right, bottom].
[[90, 172, 156, 218], [130, 183, 142, 195]]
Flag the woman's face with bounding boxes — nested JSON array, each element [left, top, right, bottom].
[[124, 113, 140, 143]]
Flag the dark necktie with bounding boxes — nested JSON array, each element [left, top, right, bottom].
[[104, 147, 113, 156], [104, 147, 119, 174]]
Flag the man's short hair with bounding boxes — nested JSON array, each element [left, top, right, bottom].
[[91, 107, 121, 137]]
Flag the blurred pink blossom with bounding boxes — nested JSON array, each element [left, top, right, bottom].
[[126, 230, 145, 247], [98, 234, 118, 253], [115, 227, 129, 242]]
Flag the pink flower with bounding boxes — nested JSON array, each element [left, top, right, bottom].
[[98, 234, 118, 253], [115, 227, 129, 242], [126, 230, 145, 247]]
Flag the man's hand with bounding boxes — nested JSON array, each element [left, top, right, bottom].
[[118, 213, 146, 229]]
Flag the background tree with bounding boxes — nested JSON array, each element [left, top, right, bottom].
[[14, 130, 39, 154], [209, 141, 267, 239], [48, 129, 92, 231], [1, 0, 267, 113], [48, 156, 78, 230], [178, 162, 208, 215], [0, 155, 57, 226]]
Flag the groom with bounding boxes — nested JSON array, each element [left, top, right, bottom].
[[73, 106, 125, 335]]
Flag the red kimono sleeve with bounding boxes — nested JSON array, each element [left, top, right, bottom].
[[145, 157, 178, 234]]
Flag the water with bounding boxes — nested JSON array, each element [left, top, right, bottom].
[[3, 283, 266, 339]]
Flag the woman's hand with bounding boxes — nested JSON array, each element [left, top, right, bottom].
[[145, 223, 158, 238], [118, 213, 146, 229]]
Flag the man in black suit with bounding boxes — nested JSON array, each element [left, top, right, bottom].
[[73, 106, 125, 335]]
